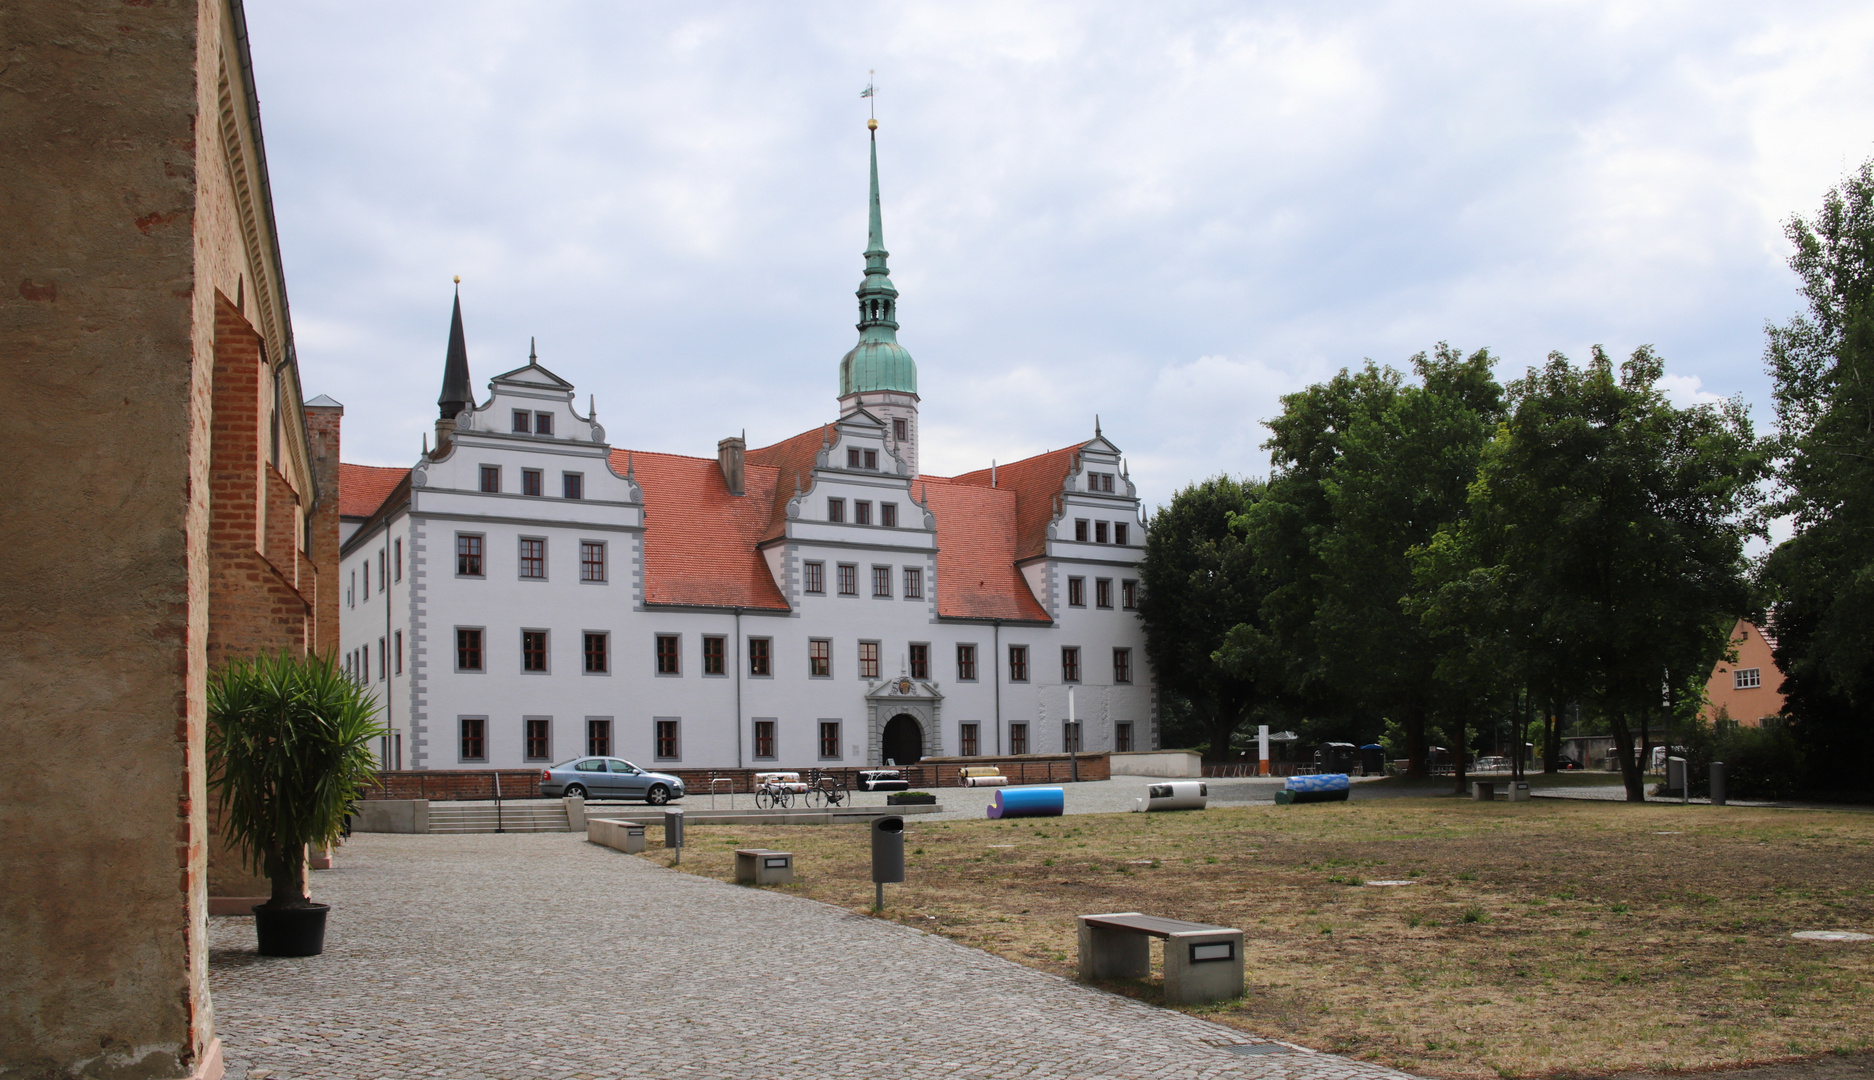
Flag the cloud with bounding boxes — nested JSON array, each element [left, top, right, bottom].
[[1655, 373, 1728, 408], [241, 1, 1874, 511]]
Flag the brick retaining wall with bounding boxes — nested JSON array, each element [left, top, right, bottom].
[[363, 753, 1110, 800]]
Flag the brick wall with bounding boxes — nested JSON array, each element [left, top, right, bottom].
[[304, 402, 343, 660]]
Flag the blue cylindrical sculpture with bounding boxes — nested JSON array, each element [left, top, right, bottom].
[[1278, 773, 1350, 804], [987, 786, 1065, 818]]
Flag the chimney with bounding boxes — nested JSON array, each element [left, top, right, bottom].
[[717, 435, 746, 496]]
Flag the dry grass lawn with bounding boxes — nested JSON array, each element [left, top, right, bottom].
[[644, 799, 1874, 1079]]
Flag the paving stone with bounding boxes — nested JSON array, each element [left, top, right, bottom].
[[210, 833, 1419, 1080]]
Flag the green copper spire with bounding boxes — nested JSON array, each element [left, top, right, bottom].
[[839, 121, 917, 398]]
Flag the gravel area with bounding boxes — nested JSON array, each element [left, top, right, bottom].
[[208, 832, 1422, 1080]]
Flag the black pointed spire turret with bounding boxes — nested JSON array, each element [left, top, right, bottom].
[[438, 281, 473, 420]]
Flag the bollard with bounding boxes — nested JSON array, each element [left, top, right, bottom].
[[1667, 756, 1688, 804], [871, 815, 905, 910], [1710, 762, 1727, 806], [664, 809, 684, 864]]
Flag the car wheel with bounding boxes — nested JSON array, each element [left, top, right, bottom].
[[563, 784, 587, 800], [645, 784, 670, 806]]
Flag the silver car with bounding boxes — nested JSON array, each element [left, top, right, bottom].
[[539, 757, 685, 804]]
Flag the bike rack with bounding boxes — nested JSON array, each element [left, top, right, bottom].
[[708, 775, 735, 809]]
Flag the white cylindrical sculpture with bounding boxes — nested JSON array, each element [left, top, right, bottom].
[[1134, 780, 1208, 812]]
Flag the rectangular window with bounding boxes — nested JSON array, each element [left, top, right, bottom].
[[847, 447, 863, 469], [1122, 580, 1139, 610], [587, 718, 612, 757], [524, 718, 551, 761], [855, 500, 872, 525], [480, 465, 500, 493], [563, 472, 583, 500], [754, 720, 777, 760], [858, 641, 879, 679], [957, 643, 978, 681], [1096, 578, 1113, 609], [361, 643, 369, 681], [394, 538, 403, 581], [864, 449, 878, 470], [522, 630, 548, 672], [377, 636, 387, 681], [827, 498, 845, 523], [456, 628, 483, 671], [893, 418, 908, 442], [348, 570, 354, 607], [881, 503, 897, 527], [584, 632, 608, 673], [909, 643, 929, 680], [534, 411, 553, 436], [1010, 723, 1029, 755], [1115, 522, 1130, 546], [512, 409, 531, 434], [1116, 722, 1134, 753], [804, 561, 825, 594], [522, 469, 543, 497], [903, 566, 923, 599], [1113, 647, 1132, 684], [1090, 472, 1115, 492], [581, 541, 606, 583], [1095, 521, 1109, 544], [378, 549, 387, 589], [655, 634, 680, 675], [362, 561, 369, 599], [748, 637, 771, 677], [460, 717, 486, 761], [1075, 519, 1089, 542], [837, 563, 858, 596], [394, 630, 403, 675], [1735, 668, 1761, 689], [519, 537, 546, 579], [1068, 577, 1086, 607], [1062, 646, 1081, 683], [702, 636, 726, 675], [809, 638, 832, 678], [1063, 721, 1084, 752], [654, 719, 680, 760], [961, 723, 980, 757], [1008, 645, 1029, 682], [820, 720, 841, 759], [872, 566, 891, 598]]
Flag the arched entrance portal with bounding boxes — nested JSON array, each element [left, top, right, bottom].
[[882, 713, 924, 766]]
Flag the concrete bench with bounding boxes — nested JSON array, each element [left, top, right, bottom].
[[1077, 912, 1244, 1004], [734, 848, 795, 885], [587, 818, 646, 854]]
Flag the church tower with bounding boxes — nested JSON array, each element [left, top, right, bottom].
[[837, 119, 920, 476], [435, 280, 473, 454]]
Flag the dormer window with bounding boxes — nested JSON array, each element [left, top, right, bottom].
[[512, 410, 531, 433], [848, 448, 861, 468], [1090, 472, 1116, 493], [865, 449, 878, 470], [845, 447, 879, 470], [534, 411, 553, 436], [881, 503, 897, 527]]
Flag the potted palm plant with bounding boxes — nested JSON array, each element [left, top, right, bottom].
[[207, 650, 385, 956]]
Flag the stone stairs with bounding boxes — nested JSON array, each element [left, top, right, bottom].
[[427, 801, 570, 834]]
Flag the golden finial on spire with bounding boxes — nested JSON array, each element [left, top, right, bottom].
[[868, 118, 878, 131], [453, 274, 461, 284]]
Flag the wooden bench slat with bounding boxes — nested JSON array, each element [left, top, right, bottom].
[[1082, 913, 1229, 936]]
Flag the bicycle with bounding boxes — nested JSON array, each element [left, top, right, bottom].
[[754, 771, 807, 809], [804, 768, 850, 809]]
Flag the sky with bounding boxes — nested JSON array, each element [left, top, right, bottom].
[[246, 1, 1874, 513]]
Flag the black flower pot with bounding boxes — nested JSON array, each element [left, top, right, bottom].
[[253, 903, 329, 957], [886, 793, 937, 806]]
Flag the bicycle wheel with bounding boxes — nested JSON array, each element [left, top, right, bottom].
[[756, 788, 775, 810], [806, 785, 825, 809]]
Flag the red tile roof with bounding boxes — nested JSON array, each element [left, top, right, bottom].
[[950, 442, 1087, 561], [745, 424, 835, 543], [915, 477, 1051, 622], [339, 464, 409, 519], [609, 449, 790, 611], [336, 430, 1076, 621]]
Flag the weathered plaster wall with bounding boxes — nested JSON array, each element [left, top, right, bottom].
[[0, 3, 216, 1077], [1, 0, 323, 1075]]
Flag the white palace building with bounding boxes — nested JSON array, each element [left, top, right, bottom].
[[336, 127, 1154, 773]]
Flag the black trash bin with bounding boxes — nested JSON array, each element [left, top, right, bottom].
[[871, 815, 905, 883]]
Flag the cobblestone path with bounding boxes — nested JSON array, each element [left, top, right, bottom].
[[209, 833, 1417, 1080]]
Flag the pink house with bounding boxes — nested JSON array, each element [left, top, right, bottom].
[[1702, 619, 1787, 727]]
